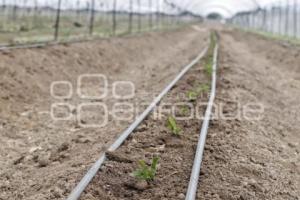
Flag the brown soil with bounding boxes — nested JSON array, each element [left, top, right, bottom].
[[1, 25, 299, 200], [81, 28, 300, 200], [81, 43, 212, 200], [197, 30, 300, 199], [0, 27, 209, 200]]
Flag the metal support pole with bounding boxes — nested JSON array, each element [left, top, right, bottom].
[[279, 2, 283, 35], [262, 8, 267, 31], [1, 0, 6, 29], [149, 0, 153, 30], [138, 0, 141, 32], [129, 0, 133, 33], [285, 0, 290, 36], [271, 5, 275, 34], [89, 0, 95, 35], [252, 11, 256, 29], [294, 0, 298, 38], [156, 0, 160, 29], [243, 14, 246, 28], [112, 0, 117, 35], [76, 0, 80, 21], [33, 0, 38, 26], [12, 0, 17, 21], [241, 14, 245, 28], [254, 11, 258, 29], [248, 12, 253, 29], [54, 0, 62, 41], [247, 13, 250, 29], [256, 10, 259, 29]]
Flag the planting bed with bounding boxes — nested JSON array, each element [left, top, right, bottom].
[[80, 37, 215, 200], [0, 26, 209, 200], [79, 28, 300, 200], [196, 29, 300, 199]]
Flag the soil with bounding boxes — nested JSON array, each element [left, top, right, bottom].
[[1, 24, 299, 200], [81, 28, 300, 200], [81, 42, 212, 200], [196, 29, 300, 199], [0, 26, 209, 200]]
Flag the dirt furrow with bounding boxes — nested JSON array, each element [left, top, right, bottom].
[[80, 36, 214, 200]]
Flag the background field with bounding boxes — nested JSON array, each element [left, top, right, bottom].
[[0, 5, 198, 46]]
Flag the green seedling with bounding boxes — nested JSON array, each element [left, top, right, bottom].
[[180, 105, 190, 116], [186, 84, 210, 102], [196, 84, 210, 94], [133, 157, 159, 181], [210, 32, 217, 49], [167, 116, 181, 136], [187, 91, 198, 101], [204, 56, 213, 76], [204, 32, 217, 77]]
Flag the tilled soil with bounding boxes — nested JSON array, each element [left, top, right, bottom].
[[197, 30, 300, 199], [81, 29, 299, 200], [1, 25, 299, 200], [81, 44, 212, 200], [0, 26, 209, 200]]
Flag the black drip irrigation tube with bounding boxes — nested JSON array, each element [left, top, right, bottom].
[[0, 38, 98, 51], [185, 35, 219, 200]]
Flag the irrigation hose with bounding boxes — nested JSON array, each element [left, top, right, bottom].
[[0, 36, 113, 51], [185, 43, 219, 200], [66, 44, 209, 200]]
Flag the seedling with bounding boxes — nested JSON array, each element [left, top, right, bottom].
[[210, 31, 217, 49], [204, 56, 213, 76], [187, 91, 198, 101], [196, 84, 210, 94], [186, 84, 210, 101], [133, 157, 159, 181], [167, 116, 181, 136], [180, 105, 190, 116], [204, 32, 217, 77]]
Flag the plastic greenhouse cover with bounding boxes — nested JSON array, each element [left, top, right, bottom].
[[0, 0, 298, 18]]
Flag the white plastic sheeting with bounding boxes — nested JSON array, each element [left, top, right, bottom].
[[0, 0, 296, 18], [167, 0, 256, 18], [168, 0, 299, 18]]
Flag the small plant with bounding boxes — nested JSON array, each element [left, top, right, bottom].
[[204, 32, 217, 77], [196, 84, 210, 94], [186, 84, 210, 102], [187, 91, 198, 101], [167, 116, 181, 136], [210, 31, 217, 49], [180, 105, 190, 116], [133, 157, 159, 181], [204, 56, 213, 76]]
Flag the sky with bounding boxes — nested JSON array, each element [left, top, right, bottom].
[[0, 0, 297, 18]]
